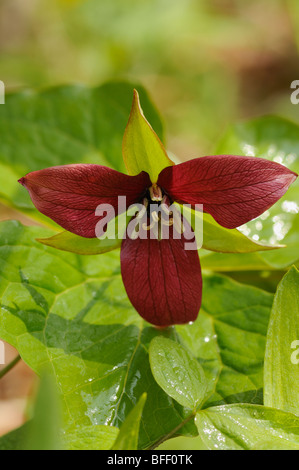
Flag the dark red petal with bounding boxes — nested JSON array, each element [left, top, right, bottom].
[[158, 155, 298, 229], [19, 164, 151, 238], [120, 217, 202, 327]]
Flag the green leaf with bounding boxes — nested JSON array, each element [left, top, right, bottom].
[[36, 211, 132, 255], [0, 374, 62, 450], [180, 205, 282, 254], [200, 251, 280, 272], [149, 337, 207, 410], [195, 404, 299, 450], [122, 89, 173, 182], [62, 425, 119, 450], [176, 273, 274, 407], [24, 373, 62, 450], [39, 204, 279, 257], [111, 393, 147, 450], [0, 423, 30, 451], [0, 221, 275, 448], [0, 82, 164, 224], [0, 419, 119, 451], [264, 266, 299, 415], [254, 438, 299, 450], [37, 230, 121, 255], [0, 221, 195, 449], [209, 116, 299, 270], [156, 434, 209, 451]]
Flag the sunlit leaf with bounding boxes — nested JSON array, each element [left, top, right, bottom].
[[149, 337, 207, 410], [0, 221, 275, 448], [209, 116, 299, 270], [156, 434, 209, 451], [195, 404, 299, 450], [264, 266, 299, 415], [111, 393, 147, 450], [63, 425, 119, 450]]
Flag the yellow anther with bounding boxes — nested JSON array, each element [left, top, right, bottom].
[[161, 218, 174, 226], [151, 211, 160, 222], [142, 221, 156, 231]]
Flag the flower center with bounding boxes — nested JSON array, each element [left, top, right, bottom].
[[132, 184, 185, 239]]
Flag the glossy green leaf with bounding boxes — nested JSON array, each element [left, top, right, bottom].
[[179, 205, 282, 254], [122, 89, 173, 182], [149, 337, 207, 410], [0, 82, 164, 224], [176, 273, 274, 408], [62, 425, 119, 450], [207, 116, 299, 270], [0, 221, 275, 448], [111, 393, 147, 450], [0, 221, 195, 449], [195, 404, 299, 450], [264, 266, 299, 415]]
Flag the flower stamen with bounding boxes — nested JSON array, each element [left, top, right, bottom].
[[149, 183, 163, 202], [151, 210, 160, 223], [161, 218, 174, 226], [172, 210, 185, 234], [142, 220, 156, 231]]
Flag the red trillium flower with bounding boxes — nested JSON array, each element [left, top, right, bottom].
[[18, 91, 297, 327]]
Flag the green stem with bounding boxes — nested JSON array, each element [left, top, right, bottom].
[[146, 412, 196, 450], [0, 354, 21, 379]]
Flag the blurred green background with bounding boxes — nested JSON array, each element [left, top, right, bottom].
[[1, 0, 299, 160]]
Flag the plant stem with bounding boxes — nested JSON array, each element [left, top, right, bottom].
[[0, 354, 21, 379], [146, 412, 196, 450]]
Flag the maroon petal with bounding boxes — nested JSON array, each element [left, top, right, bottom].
[[120, 217, 202, 327], [19, 164, 151, 238], [158, 155, 298, 229]]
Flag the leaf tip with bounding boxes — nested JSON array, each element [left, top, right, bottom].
[[35, 237, 50, 247], [131, 88, 144, 117], [139, 392, 147, 405]]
